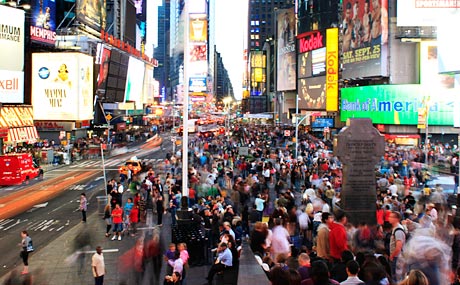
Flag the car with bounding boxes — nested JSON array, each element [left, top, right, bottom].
[[119, 157, 142, 176]]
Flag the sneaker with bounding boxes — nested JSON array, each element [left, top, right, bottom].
[[118, 235, 122, 241], [111, 235, 117, 241]]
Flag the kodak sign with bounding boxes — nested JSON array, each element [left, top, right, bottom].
[[297, 31, 325, 53], [326, 28, 339, 112]]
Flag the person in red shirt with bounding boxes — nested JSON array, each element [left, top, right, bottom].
[[329, 211, 349, 262], [111, 204, 124, 241], [129, 205, 139, 236]]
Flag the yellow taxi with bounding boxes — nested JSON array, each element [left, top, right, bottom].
[[118, 157, 143, 176]]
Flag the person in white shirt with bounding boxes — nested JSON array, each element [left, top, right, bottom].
[[92, 246, 105, 285], [206, 242, 233, 284], [340, 260, 364, 285]]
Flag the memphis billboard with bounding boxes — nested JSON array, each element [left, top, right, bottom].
[[30, 0, 56, 45], [341, 0, 388, 78], [340, 85, 456, 125]]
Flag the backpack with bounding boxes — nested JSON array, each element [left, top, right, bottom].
[[26, 237, 34, 252]]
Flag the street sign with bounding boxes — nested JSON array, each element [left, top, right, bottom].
[[105, 114, 112, 121]]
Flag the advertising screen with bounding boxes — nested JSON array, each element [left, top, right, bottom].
[[420, 41, 455, 88], [125, 57, 145, 110], [312, 48, 326, 76], [96, 47, 111, 92], [105, 50, 128, 102], [326, 28, 339, 112], [30, 0, 56, 45], [189, 77, 207, 92], [298, 52, 312, 78], [76, 0, 106, 31], [438, 20, 460, 74], [340, 85, 456, 125], [32, 53, 94, 121], [143, 64, 155, 104], [135, 0, 146, 50], [276, 8, 296, 91], [0, 5, 24, 71], [189, 14, 207, 43], [341, 0, 388, 78], [312, 118, 334, 128], [0, 70, 24, 103], [298, 76, 326, 110], [397, 0, 460, 26]]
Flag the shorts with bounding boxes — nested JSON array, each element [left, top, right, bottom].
[[113, 223, 123, 232]]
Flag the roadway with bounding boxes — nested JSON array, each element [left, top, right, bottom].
[[0, 135, 172, 279]]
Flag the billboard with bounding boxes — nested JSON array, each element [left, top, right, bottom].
[[341, 0, 388, 78], [125, 57, 145, 110], [135, 0, 146, 51], [76, 0, 106, 31], [0, 5, 25, 71], [143, 64, 155, 104], [32, 53, 94, 121], [96, 47, 111, 92], [105, 50, 128, 103], [189, 14, 207, 42], [0, 70, 24, 103], [420, 41, 455, 88], [298, 76, 326, 110], [397, 0, 460, 26], [276, 8, 296, 91], [189, 77, 207, 92], [326, 28, 339, 112], [30, 0, 56, 45], [340, 85, 456, 125]]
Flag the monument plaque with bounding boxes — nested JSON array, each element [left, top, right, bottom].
[[335, 118, 384, 225]]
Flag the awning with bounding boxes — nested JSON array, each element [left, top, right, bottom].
[[384, 134, 420, 139], [6, 126, 39, 144]]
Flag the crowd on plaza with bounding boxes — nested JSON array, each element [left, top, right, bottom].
[[97, 122, 460, 285]]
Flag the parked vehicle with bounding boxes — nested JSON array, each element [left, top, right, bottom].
[[0, 153, 42, 185]]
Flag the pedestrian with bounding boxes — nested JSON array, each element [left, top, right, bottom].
[[389, 211, 406, 282], [103, 204, 112, 237], [111, 204, 123, 241], [92, 246, 105, 285], [129, 205, 139, 236], [80, 193, 87, 222], [19, 230, 34, 274]]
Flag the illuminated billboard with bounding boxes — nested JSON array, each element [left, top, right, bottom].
[[341, 0, 388, 78], [32, 53, 94, 121], [397, 0, 460, 26], [143, 64, 155, 104], [340, 85, 456, 125], [298, 76, 326, 110], [420, 41, 454, 88], [276, 8, 296, 91], [189, 77, 207, 92], [96, 47, 111, 92], [189, 14, 207, 43], [135, 0, 146, 51], [0, 70, 24, 103], [326, 28, 339, 112], [30, 0, 56, 45], [76, 0, 106, 31], [125, 57, 145, 110], [0, 5, 24, 72]]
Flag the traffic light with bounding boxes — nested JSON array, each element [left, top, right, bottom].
[[126, 117, 132, 124]]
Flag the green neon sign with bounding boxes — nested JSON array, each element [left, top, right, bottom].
[[340, 85, 457, 125]]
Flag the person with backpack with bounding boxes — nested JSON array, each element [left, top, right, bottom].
[[19, 230, 34, 274], [388, 211, 406, 283]]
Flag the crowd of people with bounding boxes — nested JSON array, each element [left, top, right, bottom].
[[97, 122, 460, 285]]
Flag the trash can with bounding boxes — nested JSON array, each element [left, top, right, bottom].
[[96, 196, 108, 215]]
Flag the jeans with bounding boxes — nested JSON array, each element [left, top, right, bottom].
[[94, 275, 104, 285]]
